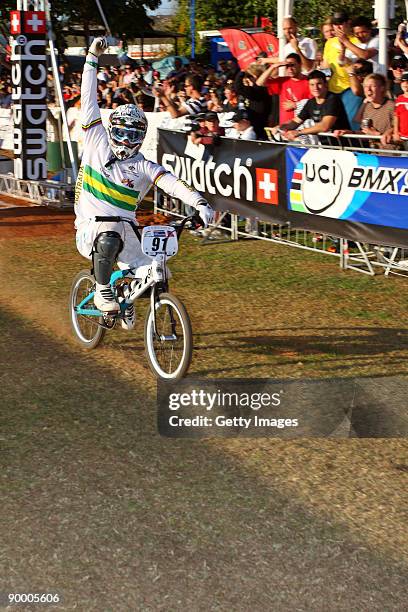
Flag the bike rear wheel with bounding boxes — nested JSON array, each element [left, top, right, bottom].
[[144, 292, 193, 381], [69, 269, 106, 349]]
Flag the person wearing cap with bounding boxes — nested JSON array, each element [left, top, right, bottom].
[[393, 72, 408, 141], [228, 111, 257, 140], [190, 112, 225, 145], [389, 56, 408, 99]]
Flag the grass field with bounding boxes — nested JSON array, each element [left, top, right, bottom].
[[1, 209, 408, 610]]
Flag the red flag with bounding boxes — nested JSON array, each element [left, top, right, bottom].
[[251, 32, 279, 57], [220, 28, 261, 70], [260, 17, 272, 30]]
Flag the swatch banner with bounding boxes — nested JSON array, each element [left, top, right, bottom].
[[219, 28, 261, 70], [286, 146, 408, 247], [157, 129, 287, 222], [251, 32, 279, 57]]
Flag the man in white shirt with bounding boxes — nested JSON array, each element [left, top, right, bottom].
[[340, 16, 379, 73], [228, 110, 257, 140], [227, 111, 257, 235], [282, 17, 317, 73]]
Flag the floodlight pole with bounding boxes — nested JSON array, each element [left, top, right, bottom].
[[375, 0, 390, 75], [94, 0, 112, 36], [45, 0, 78, 180]]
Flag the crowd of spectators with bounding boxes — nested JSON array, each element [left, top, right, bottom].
[[1, 8, 408, 149]]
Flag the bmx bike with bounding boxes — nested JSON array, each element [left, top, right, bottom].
[[69, 213, 201, 382]]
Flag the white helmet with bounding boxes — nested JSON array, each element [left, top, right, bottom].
[[107, 104, 148, 160]]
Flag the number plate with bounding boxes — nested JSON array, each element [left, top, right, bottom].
[[141, 225, 178, 258]]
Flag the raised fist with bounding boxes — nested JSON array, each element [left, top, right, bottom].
[[88, 37, 108, 58]]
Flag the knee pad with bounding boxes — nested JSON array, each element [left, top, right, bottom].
[[92, 231, 123, 285]]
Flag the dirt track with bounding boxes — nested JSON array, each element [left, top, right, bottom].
[[1, 203, 407, 611]]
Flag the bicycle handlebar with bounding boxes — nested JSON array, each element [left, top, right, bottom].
[[94, 212, 204, 240]]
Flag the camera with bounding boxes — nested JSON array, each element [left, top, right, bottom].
[[188, 121, 200, 133]]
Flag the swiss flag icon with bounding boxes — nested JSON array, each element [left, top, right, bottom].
[[24, 11, 46, 34], [256, 168, 279, 205], [10, 11, 21, 35]]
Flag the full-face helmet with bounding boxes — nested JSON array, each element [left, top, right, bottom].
[[107, 104, 148, 160]]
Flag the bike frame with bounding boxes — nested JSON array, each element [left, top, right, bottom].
[[74, 213, 200, 334]]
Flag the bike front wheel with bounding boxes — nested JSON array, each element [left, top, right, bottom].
[[144, 293, 193, 381], [69, 269, 106, 349]]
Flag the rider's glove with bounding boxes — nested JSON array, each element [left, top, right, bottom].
[[196, 201, 214, 228], [88, 37, 108, 58]]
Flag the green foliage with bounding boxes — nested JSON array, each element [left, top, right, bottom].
[[293, 0, 405, 30], [0, 0, 160, 51], [171, 0, 406, 57]]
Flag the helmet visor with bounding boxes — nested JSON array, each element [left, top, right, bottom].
[[111, 126, 145, 145]]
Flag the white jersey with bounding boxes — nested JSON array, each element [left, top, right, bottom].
[[75, 55, 205, 229]]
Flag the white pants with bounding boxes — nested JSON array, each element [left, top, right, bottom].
[[76, 219, 151, 273]]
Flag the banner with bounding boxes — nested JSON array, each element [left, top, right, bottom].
[[10, 6, 47, 180], [286, 146, 408, 247], [251, 32, 279, 57], [219, 29, 261, 70], [158, 129, 286, 222], [158, 130, 408, 248]]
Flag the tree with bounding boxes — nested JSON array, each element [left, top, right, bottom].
[[52, 0, 161, 49], [0, 0, 161, 52], [171, 0, 406, 57]]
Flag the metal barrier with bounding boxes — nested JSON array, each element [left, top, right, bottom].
[[154, 186, 408, 279], [0, 173, 74, 208]]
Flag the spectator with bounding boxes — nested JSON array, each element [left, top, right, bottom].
[[228, 110, 257, 140], [207, 88, 223, 112], [190, 112, 225, 145], [97, 67, 109, 83], [282, 16, 317, 73], [0, 83, 11, 108], [257, 53, 311, 124], [322, 11, 358, 95], [393, 71, 408, 142], [344, 59, 374, 130], [122, 64, 136, 85], [388, 55, 408, 99], [222, 83, 240, 112], [272, 70, 350, 140], [227, 110, 258, 236], [321, 18, 335, 42], [225, 58, 240, 81], [354, 73, 394, 145], [394, 24, 408, 62], [234, 63, 271, 139], [156, 74, 206, 118], [168, 57, 187, 81], [339, 16, 379, 73]]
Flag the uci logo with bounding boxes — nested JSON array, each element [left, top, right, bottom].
[[299, 149, 358, 219]]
